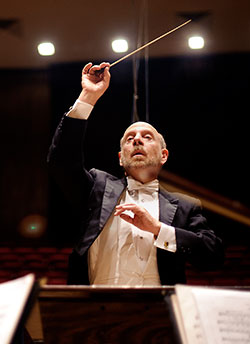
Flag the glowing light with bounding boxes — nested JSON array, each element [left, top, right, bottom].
[[188, 36, 205, 50], [37, 42, 55, 56], [111, 39, 128, 53], [19, 214, 47, 238]]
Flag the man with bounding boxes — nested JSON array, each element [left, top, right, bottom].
[[48, 62, 223, 286]]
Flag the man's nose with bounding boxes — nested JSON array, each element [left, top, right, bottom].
[[133, 134, 143, 145]]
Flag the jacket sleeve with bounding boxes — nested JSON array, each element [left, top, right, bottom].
[[174, 199, 224, 269], [47, 114, 94, 211]]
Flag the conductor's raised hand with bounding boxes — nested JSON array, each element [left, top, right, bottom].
[[79, 62, 111, 106]]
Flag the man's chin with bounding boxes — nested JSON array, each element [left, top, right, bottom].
[[121, 157, 161, 171], [126, 161, 147, 169]]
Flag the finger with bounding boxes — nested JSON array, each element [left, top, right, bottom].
[[103, 67, 111, 83], [116, 204, 140, 214], [114, 206, 136, 217], [90, 62, 111, 77], [114, 208, 127, 216], [89, 64, 103, 75], [116, 203, 137, 209], [82, 62, 93, 74], [100, 62, 110, 69], [119, 213, 134, 224]]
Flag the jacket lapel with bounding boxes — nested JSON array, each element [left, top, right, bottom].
[[159, 187, 178, 225], [99, 179, 178, 230], [99, 177, 126, 230]]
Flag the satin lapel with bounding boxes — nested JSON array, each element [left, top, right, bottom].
[[99, 178, 126, 230], [159, 188, 178, 225]]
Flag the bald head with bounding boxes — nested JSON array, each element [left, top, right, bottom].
[[120, 121, 166, 150]]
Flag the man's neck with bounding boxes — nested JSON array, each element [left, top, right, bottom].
[[126, 168, 159, 184]]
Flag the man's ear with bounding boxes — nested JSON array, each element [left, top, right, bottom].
[[161, 148, 169, 166], [118, 152, 123, 166]]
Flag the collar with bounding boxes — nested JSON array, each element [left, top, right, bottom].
[[126, 176, 159, 193]]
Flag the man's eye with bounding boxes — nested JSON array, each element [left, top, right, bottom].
[[127, 137, 134, 142], [144, 135, 152, 140]]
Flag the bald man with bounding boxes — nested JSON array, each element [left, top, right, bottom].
[[48, 62, 223, 286]]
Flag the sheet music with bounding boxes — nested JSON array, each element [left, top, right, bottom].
[[175, 285, 206, 344], [0, 274, 35, 344], [192, 287, 250, 344]]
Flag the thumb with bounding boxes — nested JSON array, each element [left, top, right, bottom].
[[120, 213, 133, 224], [103, 67, 111, 83]]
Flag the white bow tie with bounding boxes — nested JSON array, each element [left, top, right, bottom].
[[127, 177, 159, 193]]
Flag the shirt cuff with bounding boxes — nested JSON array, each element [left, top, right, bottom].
[[66, 99, 94, 119], [154, 223, 177, 252]]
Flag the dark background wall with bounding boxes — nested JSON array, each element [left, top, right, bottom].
[[0, 69, 51, 244]]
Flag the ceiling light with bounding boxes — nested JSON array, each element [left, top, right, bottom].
[[111, 39, 128, 53], [37, 42, 55, 56], [188, 36, 205, 50]]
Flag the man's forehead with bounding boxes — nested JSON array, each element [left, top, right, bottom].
[[123, 122, 158, 136]]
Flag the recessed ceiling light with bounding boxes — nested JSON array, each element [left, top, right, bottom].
[[111, 39, 128, 53], [37, 42, 55, 56], [188, 36, 205, 50]]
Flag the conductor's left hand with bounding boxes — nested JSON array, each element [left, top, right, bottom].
[[114, 203, 161, 237]]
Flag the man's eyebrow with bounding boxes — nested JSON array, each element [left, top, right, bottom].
[[125, 131, 135, 137], [123, 131, 136, 140], [125, 129, 155, 137]]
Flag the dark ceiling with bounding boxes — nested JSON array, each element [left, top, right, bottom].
[[1, 0, 250, 68]]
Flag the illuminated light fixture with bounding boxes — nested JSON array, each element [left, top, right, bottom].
[[188, 36, 205, 50], [37, 42, 55, 56], [111, 39, 128, 53]]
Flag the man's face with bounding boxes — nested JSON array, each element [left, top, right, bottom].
[[119, 122, 168, 175]]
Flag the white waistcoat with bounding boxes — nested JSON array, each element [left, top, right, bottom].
[[88, 181, 161, 286]]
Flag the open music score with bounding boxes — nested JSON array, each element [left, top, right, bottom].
[[169, 285, 250, 344]]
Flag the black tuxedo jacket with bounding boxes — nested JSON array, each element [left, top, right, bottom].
[[48, 115, 224, 285]]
